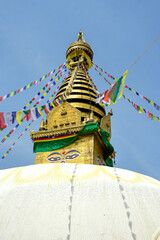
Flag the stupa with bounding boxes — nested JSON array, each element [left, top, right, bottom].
[[30, 30, 114, 167], [0, 31, 160, 240]]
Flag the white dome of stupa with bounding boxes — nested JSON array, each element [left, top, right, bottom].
[[0, 163, 160, 240]]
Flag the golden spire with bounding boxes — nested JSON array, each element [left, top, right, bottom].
[[55, 31, 106, 123]]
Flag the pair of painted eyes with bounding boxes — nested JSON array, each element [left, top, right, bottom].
[[47, 153, 80, 162]]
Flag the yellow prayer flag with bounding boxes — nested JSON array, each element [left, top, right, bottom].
[[16, 111, 22, 124], [38, 107, 44, 117], [119, 70, 129, 99], [150, 101, 154, 107], [154, 116, 156, 121], [27, 84, 30, 88], [10, 92, 14, 97], [40, 89, 43, 93], [53, 76, 55, 79], [26, 103, 30, 107], [139, 107, 143, 114], [55, 78, 58, 82], [132, 89, 135, 93], [42, 76, 45, 80], [44, 93, 47, 96], [4, 154, 7, 157], [51, 102, 56, 108]]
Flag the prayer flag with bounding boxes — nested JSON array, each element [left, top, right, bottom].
[[96, 94, 104, 104], [26, 110, 31, 121], [6, 112, 11, 125], [139, 107, 143, 113], [38, 107, 44, 117], [35, 108, 41, 119], [48, 103, 53, 111], [31, 109, 37, 120], [119, 70, 129, 99], [12, 112, 16, 124], [51, 101, 56, 108], [44, 104, 49, 114], [0, 113, 7, 129], [103, 76, 123, 104], [16, 111, 22, 124]]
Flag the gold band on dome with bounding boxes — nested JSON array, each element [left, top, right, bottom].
[[66, 49, 92, 70]]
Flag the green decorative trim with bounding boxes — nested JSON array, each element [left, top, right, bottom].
[[33, 122, 114, 165], [105, 157, 113, 167], [34, 122, 99, 153]]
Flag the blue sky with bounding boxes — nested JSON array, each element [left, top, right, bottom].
[[0, 0, 160, 180]]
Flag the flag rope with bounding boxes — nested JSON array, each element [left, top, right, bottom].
[[0, 120, 34, 161], [0, 66, 67, 146], [93, 62, 160, 110], [0, 63, 66, 102]]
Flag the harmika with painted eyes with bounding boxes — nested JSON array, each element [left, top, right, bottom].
[[46, 150, 81, 163]]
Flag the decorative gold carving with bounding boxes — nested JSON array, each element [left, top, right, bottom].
[[100, 110, 113, 140], [39, 119, 47, 131], [61, 106, 67, 115], [78, 30, 85, 42]]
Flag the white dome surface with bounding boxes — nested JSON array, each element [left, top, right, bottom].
[[0, 163, 160, 240]]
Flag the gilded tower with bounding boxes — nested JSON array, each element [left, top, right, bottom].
[[30, 31, 114, 166]]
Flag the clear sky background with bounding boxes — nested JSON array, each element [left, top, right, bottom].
[[0, 0, 159, 180]]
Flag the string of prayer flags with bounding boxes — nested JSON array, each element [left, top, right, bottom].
[[92, 63, 112, 86], [0, 70, 69, 149], [0, 68, 67, 131], [93, 62, 160, 111], [0, 120, 34, 161], [0, 63, 66, 102], [30, 69, 67, 110], [0, 115, 27, 146], [124, 85, 160, 110], [81, 64, 99, 95], [123, 95, 160, 122], [22, 66, 67, 111], [52, 66, 78, 107], [0, 72, 69, 146]]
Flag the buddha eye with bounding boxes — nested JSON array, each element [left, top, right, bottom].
[[47, 152, 62, 162], [65, 153, 80, 160], [47, 156, 61, 162]]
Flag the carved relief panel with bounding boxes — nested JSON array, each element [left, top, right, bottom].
[[47, 101, 82, 130]]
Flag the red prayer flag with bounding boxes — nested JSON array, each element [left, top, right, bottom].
[[147, 112, 151, 118], [10, 129, 14, 134], [44, 105, 49, 114], [26, 110, 31, 121], [0, 97, 2, 101], [0, 113, 7, 129]]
